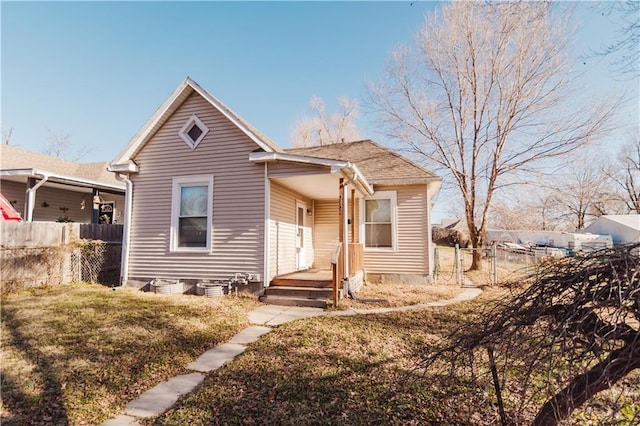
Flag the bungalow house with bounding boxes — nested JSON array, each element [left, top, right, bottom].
[[108, 78, 441, 305], [0, 145, 125, 223]]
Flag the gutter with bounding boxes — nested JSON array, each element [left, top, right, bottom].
[[25, 173, 49, 222], [341, 162, 374, 196], [1, 168, 126, 192], [114, 172, 133, 286]]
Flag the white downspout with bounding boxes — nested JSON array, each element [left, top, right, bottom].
[[342, 180, 349, 280], [263, 163, 270, 287], [115, 172, 133, 286], [25, 174, 49, 222]]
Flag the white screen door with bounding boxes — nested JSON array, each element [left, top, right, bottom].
[[296, 201, 306, 270]]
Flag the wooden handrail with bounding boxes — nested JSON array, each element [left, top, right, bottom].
[[330, 243, 343, 306]]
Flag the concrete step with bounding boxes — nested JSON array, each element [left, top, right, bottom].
[[264, 286, 333, 299], [258, 295, 328, 309], [270, 278, 333, 288]]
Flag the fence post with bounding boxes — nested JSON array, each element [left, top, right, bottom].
[[433, 246, 440, 285], [491, 244, 498, 286], [455, 244, 462, 287]]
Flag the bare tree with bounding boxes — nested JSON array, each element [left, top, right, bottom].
[[591, 0, 640, 77], [422, 243, 640, 425], [369, 2, 618, 269], [548, 152, 624, 229], [43, 128, 89, 161], [489, 189, 565, 231], [2, 127, 13, 145], [290, 96, 361, 147], [607, 136, 640, 213]]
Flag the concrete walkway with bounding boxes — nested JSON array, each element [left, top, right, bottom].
[[100, 287, 482, 425]]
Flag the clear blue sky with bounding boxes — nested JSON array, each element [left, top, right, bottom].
[[1, 2, 638, 177]]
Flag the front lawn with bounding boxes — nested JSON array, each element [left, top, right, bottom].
[[0, 283, 260, 425], [149, 287, 639, 425]]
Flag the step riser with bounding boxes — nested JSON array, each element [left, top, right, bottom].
[[259, 296, 327, 309], [270, 279, 333, 288], [265, 288, 333, 298]]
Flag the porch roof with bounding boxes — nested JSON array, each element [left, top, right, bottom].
[[250, 151, 374, 199]]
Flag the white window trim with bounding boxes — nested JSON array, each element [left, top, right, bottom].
[[360, 190, 398, 252], [178, 114, 209, 150], [170, 175, 214, 253]]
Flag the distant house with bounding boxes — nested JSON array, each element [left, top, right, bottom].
[[487, 229, 613, 252], [0, 145, 125, 223], [584, 215, 640, 245], [108, 77, 442, 298]]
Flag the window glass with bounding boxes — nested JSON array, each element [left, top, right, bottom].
[[178, 185, 208, 248], [180, 186, 208, 217], [365, 199, 391, 222], [187, 124, 203, 143], [171, 177, 212, 251], [365, 223, 392, 248], [178, 217, 207, 247], [364, 198, 393, 248]]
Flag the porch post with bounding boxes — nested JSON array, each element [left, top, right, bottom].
[[24, 175, 49, 222], [338, 179, 344, 245], [342, 179, 349, 279], [92, 189, 100, 224], [25, 177, 36, 222], [350, 188, 356, 243]]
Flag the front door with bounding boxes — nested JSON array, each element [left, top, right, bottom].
[[296, 201, 306, 270]]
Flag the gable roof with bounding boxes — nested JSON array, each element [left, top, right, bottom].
[[0, 144, 124, 191], [111, 77, 282, 167], [286, 140, 441, 185], [586, 215, 640, 231]]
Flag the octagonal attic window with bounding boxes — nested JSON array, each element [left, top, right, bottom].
[[179, 114, 209, 149]]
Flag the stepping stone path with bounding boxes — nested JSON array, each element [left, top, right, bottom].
[[100, 288, 482, 425]]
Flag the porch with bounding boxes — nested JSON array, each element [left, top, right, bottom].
[[260, 243, 364, 308]]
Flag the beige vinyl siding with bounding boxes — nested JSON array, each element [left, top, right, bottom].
[[268, 181, 313, 280], [0, 180, 124, 223], [312, 196, 360, 269], [363, 184, 429, 275], [127, 92, 265, 283], [267, 162, 330, 178], [313, 199, 338, 269]]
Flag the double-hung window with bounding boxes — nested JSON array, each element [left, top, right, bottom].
[[170, 176, 213, 252], [362, 191, 397, 251]]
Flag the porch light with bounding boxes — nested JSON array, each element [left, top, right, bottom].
[[307, 208, 312, 216]]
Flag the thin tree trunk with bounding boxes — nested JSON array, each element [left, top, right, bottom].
[[533, 342, 640, 426]]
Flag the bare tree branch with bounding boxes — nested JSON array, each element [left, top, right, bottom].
[[289, 96, 362, 147], [369, 2, 619, 270]]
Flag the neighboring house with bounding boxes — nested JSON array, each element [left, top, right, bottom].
[[108, 77, 441, 296], [487, 229, 613, 252], [584, 215, 640, 245], [0, 145, 125, 223]]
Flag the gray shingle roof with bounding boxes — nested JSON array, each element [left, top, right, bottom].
[[286, 140, 440, 185], [0, 144, 122, 187]]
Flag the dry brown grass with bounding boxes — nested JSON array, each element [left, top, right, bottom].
[[340, 282, 463, 309], [0, 282, 260, 425]]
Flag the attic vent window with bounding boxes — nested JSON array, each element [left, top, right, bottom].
[[179, 114, 209, 149]]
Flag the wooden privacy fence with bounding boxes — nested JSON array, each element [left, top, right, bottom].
[[0, 222, 123, 293]]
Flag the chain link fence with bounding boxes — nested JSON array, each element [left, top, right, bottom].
[[446, 245, 565, 286], [0, 241, 121, 293]]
